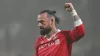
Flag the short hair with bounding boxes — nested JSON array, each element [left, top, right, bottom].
[[39, 10, 60, 24]]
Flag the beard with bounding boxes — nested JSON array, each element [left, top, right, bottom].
[[40, 27, 51, 36]]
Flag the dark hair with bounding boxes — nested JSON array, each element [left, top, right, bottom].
[[40, 10, 60, 24]]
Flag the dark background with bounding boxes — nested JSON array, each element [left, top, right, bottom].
[[0, 0, 99, 56]]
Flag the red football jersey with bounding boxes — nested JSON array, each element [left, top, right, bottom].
[[34, 24, 85, 56]]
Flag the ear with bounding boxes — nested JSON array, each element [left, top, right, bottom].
[[50, 17, 55, 25]]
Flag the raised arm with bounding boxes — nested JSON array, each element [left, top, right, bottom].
[[64, 3, 85, 42]]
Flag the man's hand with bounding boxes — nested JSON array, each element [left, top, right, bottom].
[[64, 3, 75, 12], [64, 3, 78, 16]]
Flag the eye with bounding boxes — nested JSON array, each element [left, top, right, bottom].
[[40, 20, 44, 23], [38, 20, 45, 24]]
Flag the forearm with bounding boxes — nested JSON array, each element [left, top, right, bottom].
[[64, 3, 83, 27], [70, 9, 83, 27], [70, 12, 85, 42]]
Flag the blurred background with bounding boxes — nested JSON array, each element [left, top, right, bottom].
[[0, 0, 99, 56]]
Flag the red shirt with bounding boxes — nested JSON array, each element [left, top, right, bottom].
[[34, 24, 85, 56]]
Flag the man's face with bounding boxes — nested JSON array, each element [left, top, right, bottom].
[[37, 13, 51, 36]]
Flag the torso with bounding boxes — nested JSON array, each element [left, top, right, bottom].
[[35, 30, 72, 56]]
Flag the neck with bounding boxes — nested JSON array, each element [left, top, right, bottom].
[[45, 27, 57, 38]]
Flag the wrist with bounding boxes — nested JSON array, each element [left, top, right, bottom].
[[71, 9, 77, 16]]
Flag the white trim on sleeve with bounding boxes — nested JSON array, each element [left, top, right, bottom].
[[74, 19, 83, 27]]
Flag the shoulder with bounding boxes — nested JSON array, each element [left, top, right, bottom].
[[36, 36, 43, 43], [56, 30, 71, 38], [35, 36, 43, 47], [58, 30, 70, 34]]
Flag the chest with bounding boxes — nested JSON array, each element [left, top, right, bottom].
[[37, 34, 67, 51]]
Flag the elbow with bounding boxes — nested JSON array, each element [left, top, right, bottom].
[[74, 30, 85, 42], [78, 29, 85, 38], [80, 30, 85, 37], [81, 26, 86, 37], [75, 24, 85, 38], [78, 24, 85, 38]]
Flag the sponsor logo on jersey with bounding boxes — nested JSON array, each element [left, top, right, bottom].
[[39, 38, 60, 50]]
